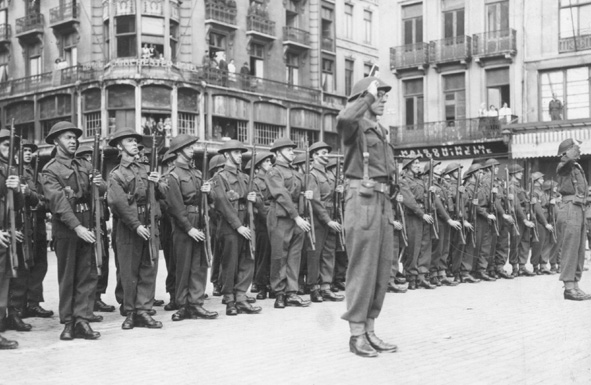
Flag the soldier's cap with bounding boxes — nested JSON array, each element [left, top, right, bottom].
[[108, 127, 143, 147], [218, 139, 248, 154], [21, 139, 38, 153], [169, 134, 199, 154], [542, 180, 556, 191], [442, 162, 462, 175], [507, 164, 524, 174], [75, 145, 93, 157], [462, 163, 482, 179], [422, 160, 442, 175], [348, 76, 392, 102], [0, 129, 20, 146], [484, 158, 500, 168], [45, 121, 82, 144], [248, 151, 274, 170], [293, 153, 308, 166], [402, 155, 421, 170], [270, 137, 297, 152], [162, 150, 175, 165], [531, 171, 544, 182], [208, 154, 225, 172], [557, 138, 582, 155], [308, 141, 332, 154]]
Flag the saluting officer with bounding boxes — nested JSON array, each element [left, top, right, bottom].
[[529, 172, 554, 275], [337, 77, 398, 357], [266, 138, 313, 309], [165, 135, 218, 321], [555, 138, 590, 300], [42, 122, 106, 341], [0, 129, 25, 349], [107, 127, 166, 330]]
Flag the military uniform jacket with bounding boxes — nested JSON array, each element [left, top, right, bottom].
[[265, 159, 304, 219], [464, 179, 489, 220], [165, 161, 204, 233], [309, 163, 335, 226], [253, 171, 271, 223], [0, 160, 25, 229], [432, 179, 452, 222], [212, 163, 258, 230], [41, 152, 107, 233], [532, 186, 550, 226], [400, 173, 426, 218], [557, 153, 588, 202], [508, 180, 528, 222], [108, 157, 166, 232]]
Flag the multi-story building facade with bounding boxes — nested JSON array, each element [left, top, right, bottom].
[[0, 0, 379, 163], [379, 0, 591, 179]]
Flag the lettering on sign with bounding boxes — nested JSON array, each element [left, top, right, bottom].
[[395, 142, 507, 159]]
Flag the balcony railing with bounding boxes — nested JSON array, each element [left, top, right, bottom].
[[472, 29, 516, 58], [390, 43, 430, 71], [430, 36, 471, 64], [247, 14, 275, 37], [283, 26, 310, 46], [15, 13, 44, 36], [141, 0, 163, 16], [321, 36, 334, 51], [0, 24, 11, 42], [171, 1, 180, 21], [392, 117, 505, 145], [50, 2, 78, 26], [559, 34, 591, 53], [205, 3, 237, 26]]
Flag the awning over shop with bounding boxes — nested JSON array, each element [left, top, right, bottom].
[[512, 128, 591, 159]]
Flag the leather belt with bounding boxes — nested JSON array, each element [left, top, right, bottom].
[[137, 205, 147, 214], [74, 203, 89, 213], [186, 204, 200, 213], [347, 179, 390, 195], [562, 195, 586, 206]]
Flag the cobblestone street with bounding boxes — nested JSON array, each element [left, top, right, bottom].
[[2, 252, 591, 385]]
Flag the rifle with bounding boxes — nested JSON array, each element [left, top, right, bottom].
[[467, 171, 480, 248], [201, 145, 213, 267], [147, 130, 160, 265], [548, 178, 558, 243], [505, 168, 520, 236], [332, 153, 346, 250], [528, 174, 540, 243], [18, 131, 34, 269], [6, 119, 18, 277], [426, 159, 439, 239], [31, 152, 40, 255], [454, 166, 467, 244], [489, 174, 500, 237], [247, 145, 256, 260], [392, 156, 408, 247], [303, 144, 316, 251], [90, 132, 103, 276]]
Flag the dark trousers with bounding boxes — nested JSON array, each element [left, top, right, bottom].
[[0, 249, 9, 324], [430, 221, 451, 275], [341, 188, 393, 323], [304, 219, 337, 288], [462, 216, 491, 273], [160, 214, 175, 294], [389, 232, 401, 283], [219, 221, 254, 303], [557, 202, 586, 282], [95, 229, 110, 297], [116, 220, 157, 314], [494, 220, 511, 269], [210, 229, 222, 286], [112, 217, 124, 305], [449, 228, 466, 275], [530, 221, 548, 268], [268, 211, 304, 295], [402, 215, 431, 277], [253, 222, 271, 287], [173, 213, 207, 306], [333, 250, 348, 284], [509, 221, 529, 268], [54, 235, 98, 323]]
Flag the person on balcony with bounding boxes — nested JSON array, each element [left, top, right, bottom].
[[228, 59, 236, 83], [499, 102, 512, 124], [549, 94, 564, 121]]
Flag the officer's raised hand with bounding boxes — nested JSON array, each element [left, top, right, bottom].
[[201, 182, 211, 194], [422, 214, 434, 224], [188, 227, 205, 242], [295, 216, 311, 232], [136, 225, 151, 240], [74, 225, 96, 243], [148, 171, 160, 183], [237, 226, 252, 240], [367, 79, 379, 98], [6, 175, 19, 190], [247, 191, 257, 202]]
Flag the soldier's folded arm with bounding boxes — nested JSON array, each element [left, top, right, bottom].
[[41, 171, 81, 230], [107, 177, 141, 232]]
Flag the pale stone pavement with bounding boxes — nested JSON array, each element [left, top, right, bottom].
[[1, 251, 590, 385]]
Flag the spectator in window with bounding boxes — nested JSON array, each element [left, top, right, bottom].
[[216, 51, 228, 87], [478, 103, 488, 117], [142, 44, 151, 60], [499, 102, 512, 124], [549, 93, 564, 121], [487, 105, 500, 131], [240, 62, 250, 89], [228, 59, 236, 83]]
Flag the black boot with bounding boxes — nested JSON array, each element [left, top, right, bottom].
[[6, 313, 32, 332], [122, 313, 135, 330], [74, 321, 100, 340], [0, 334, 18, 349]]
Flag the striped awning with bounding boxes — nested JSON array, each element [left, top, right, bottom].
[[512, 128, 591, 159]]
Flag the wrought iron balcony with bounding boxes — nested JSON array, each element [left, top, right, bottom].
[[0, 24, 11, 44], [559, 34, 591, 53], [283, 26, 310, 49], [246, 14, 276, 39], [430, 36, 471, 69], [391, 117, 506, 146], [50, 2, 79, 29], [15, 13, 44, 40], [472, 29, 516, 63], [205, 3, 237, 28], [321, 36, 334, 52], [170, 1, 180, 21], [390, 43, 430, 74]]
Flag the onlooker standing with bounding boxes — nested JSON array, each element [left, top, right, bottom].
[[549, 93, 564, 121]]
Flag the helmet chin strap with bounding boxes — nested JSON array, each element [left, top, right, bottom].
[[278, 149, 291, 164], [56, 140, 72, 158], [179, 148, 192, 163]]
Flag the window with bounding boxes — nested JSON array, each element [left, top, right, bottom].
[[486, 1, 509, 33], [209, 32, 227, 55], [116, 16, 136, 58], [344, 4, 353, 39], [363, 10, 372, 44], [250, 43, 264, 77], [5, 103, 35, 140], [560, 0, 591, 38], [141, 16, 165, 59], [286, 53, 299, 86], [25, 44, 42, 77], [178, 88, 199, 136], [404, 78, 424, 127], [62, 33, 78, 66], [170, 21, 179, 62], [291, 128, 319, 148], [321, 5, 334, 51], [254, 123, 283, 145], [443, 73, 466, 121], [540, 66, 591, 121], [486, 67, 510, 111], [345, 59, 354, 96], [83, 89, 102, 137], [322, 58, 334, 92], [40, 95, 72, 138], [103, 20, 110, 61], [443, 8, 464, 39], [107, 85, 136, 135], [0, 53, 8, 83], [403, 3, 423, 45]]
